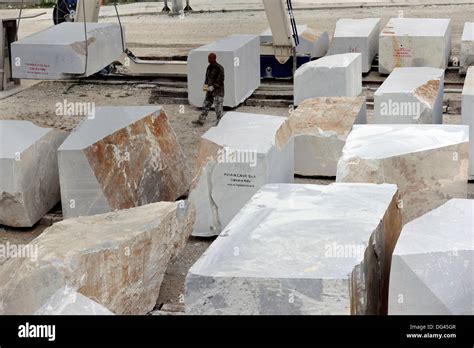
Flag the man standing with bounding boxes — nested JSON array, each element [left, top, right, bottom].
[[192, 53, 225, 126]]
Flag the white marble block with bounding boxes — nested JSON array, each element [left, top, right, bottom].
[[379, 18, 451, 74], [289, 97, 367, 177], [374, 67, 445, 124], [294, 53, 362, 106], [11, 22, 124, 80], [57, 106, 189, 219], [188, 35, 261, 108], [186, 183, 402, 315], [189, 112, 294, 237], [462, 66, 474, 180], [0, 120, 68, 227], [327, 18, 381, 73], [260, 24, 329, 58], [460, 23, 474, 74], [389, 199, 473, 315], [337, 125, 469, 225]]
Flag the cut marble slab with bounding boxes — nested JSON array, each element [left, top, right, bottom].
[[462, 66, 474, 180], [260, 24, 329, 58], [379, 18, 451, 74], [188, 35, 261, 108], [35, 286, 114, 315], [389, 199, 473, 315], [374, 67, 445, 124], [189, 111, 294, 237], [460, 23, 474, 74], [186, 183, 402, 315], [0, 120, 68, 227], [11, 22, 125, 80], [0, 201, 194, 315], [294, 53, 362, 106], [57, 106, 189, 219], [327, 18, 381, 73], [336, 124, 469, 225], [289, 96, 367, 177]]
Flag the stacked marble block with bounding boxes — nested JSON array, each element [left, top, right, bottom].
[[57, 106, 189, 219], [337, 124, 469, 225], [389, 199, 473, 315], [0, 120, 67, 227], [189, 112, 294, 237], [379, 18, 451, 74], [186, 183, 402, 315], [294, 53, 362, 105], [460, 23, 474, 74], [11, 22, 124, 79], [462, 67, 474, 180], [260, 25, 329, 58], [328, 18, 381, 73], [188, 35, 260, 107], [374, 67, 444, 124], [289, 97, 367, 177]]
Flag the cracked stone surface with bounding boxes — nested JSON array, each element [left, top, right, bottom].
[[11, 22, 125, 79], [462, 66, 474, 180], [0, 120, 68, 227], [374, 67, 445, 124], [379, 18, 451, 74], [336, 124, 469, 225], [289, 96, 367, 177], [57, 106, 189, 219], [186, 183, 401, 315], [0, 201, 194, 315], [188, 112, 293, 237], [389, 199, 473, 315]]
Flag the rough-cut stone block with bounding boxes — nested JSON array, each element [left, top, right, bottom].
[[11, 22, 124, 80], [462, 66, 474, 180], [186, 183, 402, 315], [337, 125, 469, 225], [289, 97, 367, 177], [379, 18, 451, 74], [374, 67, 444, 124], [389, 199, 473, 315], [460, 23, 474, 74], [260, 25, 329, 58], [327, 18, 381, 73], [188, 35, 260, 108], [189, 112, 293, 237], [35, 286, 114, 315], [294, 53, 362, 106], [0, 120, 67, 227], [0, 201, 194, 315], [58, 106, 189, 219]]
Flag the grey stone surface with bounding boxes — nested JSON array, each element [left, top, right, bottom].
[[462, 66, 474, 180], [460, 23, 474, 74]]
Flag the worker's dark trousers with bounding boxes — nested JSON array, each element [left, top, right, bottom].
[[199, 92, 224, 123]]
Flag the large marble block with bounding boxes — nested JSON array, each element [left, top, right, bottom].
[[289, 97, 367, 177], [186, 183, 402, 315], [327, 18, 381, 73], [189, 112, 293, 237], [460, 23, 474, 74], [462, 66, 474, 180], [337, 125, 469, 225], [188, 35, 260, 108], [379, 18, 451, 74], [260, 24, 329, 58], [58, 106, 189, 219], [389, 199, 473, 315], [0, 201, 194, 315], [374, 67, 444, 124], [11, 22, 124, 80], [294, 53, 362, 106], [0, 120, 67, 227]]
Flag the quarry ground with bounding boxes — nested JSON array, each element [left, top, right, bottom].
[[1, 1, 473, 311]]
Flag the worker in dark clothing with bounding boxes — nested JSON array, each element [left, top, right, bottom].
[[192, 53, 225, 126]]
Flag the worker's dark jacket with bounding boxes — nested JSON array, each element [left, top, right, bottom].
[[205, 62, 225, 97]]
